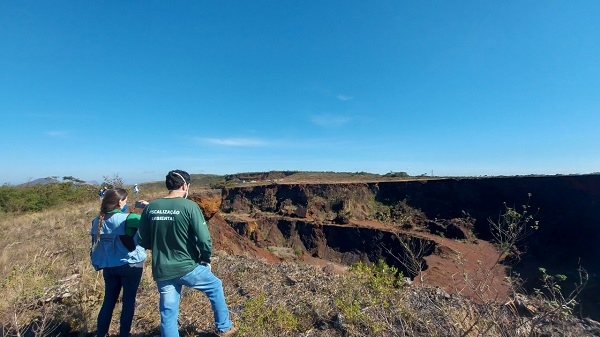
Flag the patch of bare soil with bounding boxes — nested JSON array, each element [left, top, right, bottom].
[[208, 212, 281, 264], [350, 219, 510, 302], [418, 234, 509, 302]]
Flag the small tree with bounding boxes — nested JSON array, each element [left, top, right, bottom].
[[383, 234, 433, 282], [489, 193, 539, 261], [62, 176, 85, 184], [102, 173, 124, 188]]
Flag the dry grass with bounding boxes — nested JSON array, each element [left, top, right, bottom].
[[1, 199, 98, 335], [1, 199, 597, 337]]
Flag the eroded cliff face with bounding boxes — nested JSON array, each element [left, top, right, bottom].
[[213, 174, 600, 319], [219, 183, 447, 269]]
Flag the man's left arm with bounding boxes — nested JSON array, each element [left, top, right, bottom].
[[191, 205, 212, 263], [138, 207, 151, 249]]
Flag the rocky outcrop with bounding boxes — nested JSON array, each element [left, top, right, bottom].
[[214, 174, 600, 320], [189, 191, 280, 264]]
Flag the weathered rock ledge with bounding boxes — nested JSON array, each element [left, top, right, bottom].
[[192, 174, 600, 320]]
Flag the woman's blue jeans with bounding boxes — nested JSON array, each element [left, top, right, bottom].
[[156, 264, 232, 337], [97, 263, 143, 337]]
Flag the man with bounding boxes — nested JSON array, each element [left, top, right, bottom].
[[133, 184, 139, 198], [139, 170, 237, 337], [99, 186, 108, 200]]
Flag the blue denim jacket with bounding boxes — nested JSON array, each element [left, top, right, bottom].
[[90, 212, 147, 271]]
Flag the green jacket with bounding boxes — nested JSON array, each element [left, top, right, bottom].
[[139, 197, 212, 281]]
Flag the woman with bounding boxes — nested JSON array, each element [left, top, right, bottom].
[[90, 188, 147, 337]]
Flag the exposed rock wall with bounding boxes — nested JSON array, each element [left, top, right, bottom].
[[222, 175, 600, 272], [220, 174, 600, 319], [374, 176, 600, 278]]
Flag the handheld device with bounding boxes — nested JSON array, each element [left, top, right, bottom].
[[134, 201, 146, 209]]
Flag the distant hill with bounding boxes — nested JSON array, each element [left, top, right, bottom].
[[19, 177, 60, 186], [18, 177, 99, 186]]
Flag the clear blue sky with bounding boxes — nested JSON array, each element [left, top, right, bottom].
[[1, 1, 599, 185]]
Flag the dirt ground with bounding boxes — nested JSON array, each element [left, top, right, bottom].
[[349, 219, 510, 302]]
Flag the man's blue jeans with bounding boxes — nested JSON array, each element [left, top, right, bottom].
[[97, 263, 143, 337], [156, 264, 232, 337]]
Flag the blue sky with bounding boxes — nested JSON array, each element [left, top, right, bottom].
[[1, 1, 599, 185]]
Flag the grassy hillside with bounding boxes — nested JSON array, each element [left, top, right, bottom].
[[0, 183, 596, 336]]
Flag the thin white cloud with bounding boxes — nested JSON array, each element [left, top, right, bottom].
[[45, 131, 68, 138], [200, 137, 267, 146], [337, 94, 354, 101], [310, 114, 351, 127]]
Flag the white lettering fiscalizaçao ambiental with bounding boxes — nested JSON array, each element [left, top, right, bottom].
[[148, 209, 181, 215], [151, 216, 175, 221]]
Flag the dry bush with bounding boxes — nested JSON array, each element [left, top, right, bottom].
[[383, 234, 434, 282]]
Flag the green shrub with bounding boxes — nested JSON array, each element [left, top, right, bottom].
[[384, 171, 409, 178], [240, 292, 298, 334], [334, 260, 403, 334], [0, 183, 97, 214]]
